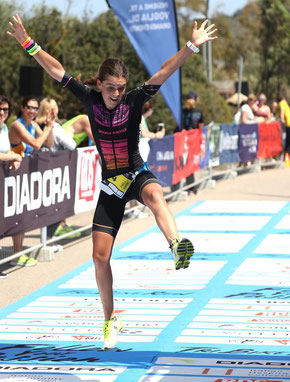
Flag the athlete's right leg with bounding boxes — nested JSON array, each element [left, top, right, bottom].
[[92, 230, 115, 320], [92, 191, 125, 348]]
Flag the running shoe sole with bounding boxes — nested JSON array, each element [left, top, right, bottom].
[[175, 238, 194, 270]]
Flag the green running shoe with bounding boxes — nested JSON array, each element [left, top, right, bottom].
[[103, 315, 123, 349], [54, 224, 81, 239], [10, 254, 37, 267], [170, 238, 194, 270]]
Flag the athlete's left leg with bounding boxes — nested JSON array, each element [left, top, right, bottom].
[[141, 182, 178, 244], [141, 182, 194, 269]]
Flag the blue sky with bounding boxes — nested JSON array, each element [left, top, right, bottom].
[[24, 0, 251, 18]]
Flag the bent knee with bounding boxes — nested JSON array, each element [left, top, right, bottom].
[[143, 187, 164, 207]]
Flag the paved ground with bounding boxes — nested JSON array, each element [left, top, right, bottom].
[[1, 165, 290, 381], [1, 166, 289, 308]]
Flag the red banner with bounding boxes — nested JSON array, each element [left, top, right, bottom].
[[257, 121, 283, 158], [172, 129, 201, 185]]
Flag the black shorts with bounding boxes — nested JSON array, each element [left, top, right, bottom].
[[92, 170, 160, 237]]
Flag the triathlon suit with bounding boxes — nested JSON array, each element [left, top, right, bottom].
[[60, 73, 161, 237], [10, 117, 35, 157]]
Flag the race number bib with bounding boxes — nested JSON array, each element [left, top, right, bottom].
[[100, 172, 136, 199]]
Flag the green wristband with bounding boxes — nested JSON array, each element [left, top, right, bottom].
[[27, 43, 38, 53], [30, 45, 41, 56]]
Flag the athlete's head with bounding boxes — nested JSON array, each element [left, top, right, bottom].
[[96, 58, 129, 110], [97, 58, 129, 83]]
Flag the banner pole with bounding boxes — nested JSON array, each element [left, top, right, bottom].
[[173, 0, 182, 129], [41, 226, 47, 246]]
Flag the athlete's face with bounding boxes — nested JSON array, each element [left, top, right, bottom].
[[97, 75, 127, 110]]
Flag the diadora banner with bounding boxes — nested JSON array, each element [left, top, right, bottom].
[[0, 148, 99, 237], [106, 0, 181, 128]]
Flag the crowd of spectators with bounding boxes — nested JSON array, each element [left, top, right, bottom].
[[0, 94, 94, 276], [233, 92, 290, 167], [234, 92, 290, 128]]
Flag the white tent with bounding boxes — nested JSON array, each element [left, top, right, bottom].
[[226, 92, 248, 106]]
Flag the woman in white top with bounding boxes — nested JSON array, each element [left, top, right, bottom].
[[0, 95, 22, 277], [36, 98, 76, 152], [0, 95, 22, 169], [240, 94, 256, 124], [139, 100, 165, 161]]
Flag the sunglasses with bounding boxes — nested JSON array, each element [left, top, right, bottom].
[[25, 105, 39, 111], [0, 107, 9, 113]]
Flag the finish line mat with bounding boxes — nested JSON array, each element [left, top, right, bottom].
[[1, 200, 290, 381]]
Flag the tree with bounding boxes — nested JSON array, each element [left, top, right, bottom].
[[0, 1, 25, 101], [2, 1, 233, 128], [258, 0, 290, 98]]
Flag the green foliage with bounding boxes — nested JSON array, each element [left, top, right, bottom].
[[0, 1, 25, 106], [2, 0, 288, 131], [257, 0, 290, 98]]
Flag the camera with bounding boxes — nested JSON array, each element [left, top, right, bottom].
[[157, 123, 164, 131]]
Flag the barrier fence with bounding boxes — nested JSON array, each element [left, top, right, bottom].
[[0, 121, 284, 265]]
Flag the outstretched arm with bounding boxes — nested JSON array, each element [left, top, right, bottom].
[[146, 20, 217, 86], [7, 14, 65, 82]]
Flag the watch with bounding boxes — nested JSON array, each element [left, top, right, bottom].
[[186, 40, 200, 53]]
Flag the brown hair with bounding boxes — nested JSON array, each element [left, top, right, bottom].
[[18, 96, 39, 117], [80, 58, 129, 86], [142, 100, 153, 115]]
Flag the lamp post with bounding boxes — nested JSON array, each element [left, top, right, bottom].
[[202, 0, 212, 82], [237, 56, 244, 108]]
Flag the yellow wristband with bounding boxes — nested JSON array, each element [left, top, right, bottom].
[[21, 36, 31, 47]]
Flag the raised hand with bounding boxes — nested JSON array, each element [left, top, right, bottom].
[[6, 14, 29, 44], [191, 20, 218, 47], [46, 109, 56, 126]]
